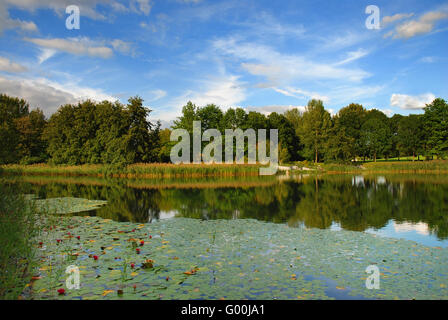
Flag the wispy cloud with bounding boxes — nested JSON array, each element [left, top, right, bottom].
[[0, 1, 38, 34], [213, 37, 371, 86], [382, 13, 414, 27], [274, 87, 330, 103], [334, 49, 370, 66], [25, 37, 135, 59], [0, 57, 27, 73], [245, 105, 306, 115], [25, 37, 114, 58], [385, 11, 448, 39], [148, 89, 167, 102]]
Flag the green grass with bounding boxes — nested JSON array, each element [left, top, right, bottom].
[[3, 160, 448, 179], [0, 163, 264, 178], [0, 180, 48, 300], [289, 160, 448, 174]]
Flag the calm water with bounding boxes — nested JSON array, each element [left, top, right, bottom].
[[9, 173, 448, 247]]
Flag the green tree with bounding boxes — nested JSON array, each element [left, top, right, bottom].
[[335, 103, 367, 161], [360, 110, 392, 162], [423, 98, 448, 158], [125, 96, 154, 163], [389, 114, 404, 160], [397, 114, 424, 161], [172, 101, 198, 133], [299, 100, 332, 163], [268, 112, 299, 162], [15, 109, 47, 163], [0, 94, 30, 164]]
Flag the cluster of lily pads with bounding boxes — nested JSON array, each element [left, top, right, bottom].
[[30, 213, 448, 300], [32, 197, 108, 215]]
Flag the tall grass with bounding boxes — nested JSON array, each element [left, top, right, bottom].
[[0, 180, 45, 299], [0, 163, 264, 178], [361, 160, 448, 172]]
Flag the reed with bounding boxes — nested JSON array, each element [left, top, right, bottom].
[[0, 180, 46, 299], [0, 163, 264, 178]]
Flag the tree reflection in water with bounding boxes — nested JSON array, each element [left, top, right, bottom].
[[16, 174, 448, 240]]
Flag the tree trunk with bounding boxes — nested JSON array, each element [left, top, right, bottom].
[[413, 151, 415, 162], [315, 148, 318, 164], [374, 152, 377, 162]]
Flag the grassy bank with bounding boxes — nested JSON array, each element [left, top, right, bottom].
[[0, 163, 264, 178], [291, 160, 448, 174], [2, 161, 448, 179], [0, 180, 46, 299]]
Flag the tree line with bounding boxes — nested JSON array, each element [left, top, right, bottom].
[[1, 93, 447, 165]]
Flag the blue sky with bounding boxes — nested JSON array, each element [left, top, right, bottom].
[[0, 0, 447, 126]]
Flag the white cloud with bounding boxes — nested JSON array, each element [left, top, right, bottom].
[[130, 0, 153, 15], [148, 89, 167, 102], [0, 57, 27, 73], [3, 0, 152, 19], [0, 1, 38, 33], [274, 87, 330, 103], [178, 75, 246, 107], [245, 105, 306, 115], [213, 38, 370, 85], [37, 48, 57, 64], [0, 75, 117, 116], [386, 11, 448, 39], [382, 13, 414, 27], [420, 56, 437, 63], [156, 75, 247, 122], [110, 39, 135, 56], [334, 48, 369, 66], [25, 37, 114, 58], [390, 93, 436, 110]]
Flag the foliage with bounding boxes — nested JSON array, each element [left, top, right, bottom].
[[298, 100, 332, 163], [423, 98, 448, 158], [1, 93, 448, 165], [0, 181, 46, 299]]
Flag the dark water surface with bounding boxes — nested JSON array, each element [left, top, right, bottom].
[[8, 173, 448, 247]]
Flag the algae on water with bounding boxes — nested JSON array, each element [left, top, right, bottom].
[[31, 216, 448, 300], [32, 197, 108, 214]]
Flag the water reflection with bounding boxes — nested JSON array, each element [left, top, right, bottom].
[[12, 174, 448, 246]]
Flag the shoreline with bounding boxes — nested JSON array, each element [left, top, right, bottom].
[[2, 161, 448, 178]]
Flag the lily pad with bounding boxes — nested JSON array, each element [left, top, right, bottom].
[[29, 216, 448, 300], [32, 197, 108, 214]]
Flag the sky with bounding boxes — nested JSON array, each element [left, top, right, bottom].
[[0, 0, 447, 127]]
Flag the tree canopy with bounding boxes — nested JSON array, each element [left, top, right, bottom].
[[1, 93, 447, 165]]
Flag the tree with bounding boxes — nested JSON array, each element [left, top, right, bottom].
[[246, 111, 268, 131], [172, 101, 198, 133], [326, 122, 354, 162], [423, 98, 448, 159], [0, 94, 30, 164], [360, 110, 392, 162], [197, 104, 223, 131], [397, 115, 424, 161], [15, 109, 47, 163], [299, 100, 332, 163], [389, 114, 404, 160], [125, 96, 154, 163], [44, 97, 156, 165], [268, 112, 299, 162], [157, 128, 173, 163], [335, 103, 367, 161]]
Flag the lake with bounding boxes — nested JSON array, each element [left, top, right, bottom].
[[11, 173, 448, 247], [9, 173, 448, 300]]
